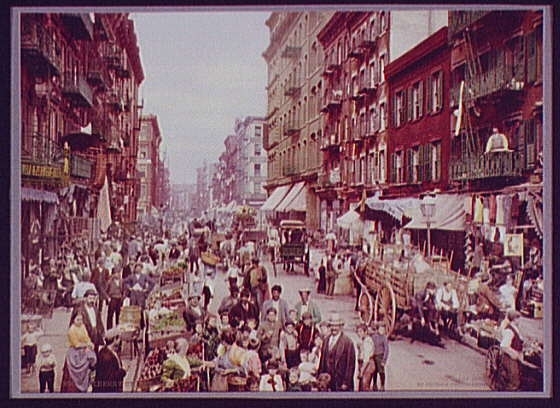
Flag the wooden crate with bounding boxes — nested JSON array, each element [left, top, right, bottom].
[[119, 306, 141, 327]]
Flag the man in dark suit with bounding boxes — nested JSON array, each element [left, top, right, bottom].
[[70, 289, 105, 352], [123, 263, 155, 308], [229, 288, 260, 329], [318, 312, 356, 391]]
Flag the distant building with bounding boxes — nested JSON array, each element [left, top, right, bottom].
[[137, 114, 162, 217]]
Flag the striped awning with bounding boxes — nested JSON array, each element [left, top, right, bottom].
[[261, 185, 291, 211], [21, 187, 59, 204]]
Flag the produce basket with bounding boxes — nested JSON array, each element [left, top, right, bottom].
[[161, 266, 185, 285], [200, 251, 220, 266]]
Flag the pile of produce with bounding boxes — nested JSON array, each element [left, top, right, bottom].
[[160, 375, 199, 392], [149, 311, 186, 333], [161, 266, 184, 280], [137, 347, 168, 389]]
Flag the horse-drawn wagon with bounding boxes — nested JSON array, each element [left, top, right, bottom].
[[355, 244, 470, 337]]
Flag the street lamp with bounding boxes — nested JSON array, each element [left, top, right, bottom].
[[420, 193, 437, 258]]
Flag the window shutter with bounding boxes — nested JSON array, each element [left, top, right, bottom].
[[526, 118, 535, 168], [437, 72, 443, 111], [526, 32, 537, 83], [406, 149, 412, 183], [418, 145, 424, 182], [389, 153, 395, 183], [425, 144, 432, 181], [426, 76, 433, 113], [419, 81, 424, 118], [513, 36, 525, 80], [407, 86, 413, 122]]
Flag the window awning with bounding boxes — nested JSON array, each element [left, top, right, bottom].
[[365, 194, 420, 222], [21, 187, 59, 204], [402, 194, 466, 231], [260, 185, 291, 211], [275, 181, 306, 212]]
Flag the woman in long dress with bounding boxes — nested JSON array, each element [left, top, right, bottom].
[[60, 312, 97, 392]]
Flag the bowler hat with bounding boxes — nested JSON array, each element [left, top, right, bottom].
[[326, 312, 345, 326]]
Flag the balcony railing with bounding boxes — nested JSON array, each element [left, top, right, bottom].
[[282, 165, 298, 176], [103, 43, 124, 69], [107, 93, 125, 112], [321, 134, 340, 150], [70, 154, 93, 179], [359, 72, 378, 94], [21, 21, 61, 74], [21, 132, 63, 165], [284, 82, 301, 97], [60, 13, 94, 41], [347, 46, 364, 59], [448, 11, 492, 38], [321, 90, 343, 112], [284, 120, 300, 135], [281, 46, 302, 58], [87, 56, 112, 90], [449, 150, 523, 181], [62, 72, 93, 108], [324, 54, 342, 74], [358, 34, 377, 49]]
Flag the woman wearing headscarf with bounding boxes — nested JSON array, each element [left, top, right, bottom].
[[60, 312, 97, 392]]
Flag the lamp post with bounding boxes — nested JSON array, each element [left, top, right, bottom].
[[420, 194, 437, 258]]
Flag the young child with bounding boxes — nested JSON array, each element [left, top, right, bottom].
[[21, 322, 44, 375], [36, 343, 56, 393], [279, 320, 300, 369], [259, 360, 284, 391], [297, 349, 317, 390], [286, 367, 302, 391]]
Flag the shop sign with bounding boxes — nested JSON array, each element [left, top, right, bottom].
[[22, 162, 62, 180]]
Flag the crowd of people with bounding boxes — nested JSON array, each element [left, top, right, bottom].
[[20, 215, 542, 393]]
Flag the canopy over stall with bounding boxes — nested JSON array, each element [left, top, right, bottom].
[[365, 194, 420, 223], [403, 194, 466, 231]]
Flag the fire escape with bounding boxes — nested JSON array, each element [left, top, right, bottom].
[[450, 21, 524, 186]]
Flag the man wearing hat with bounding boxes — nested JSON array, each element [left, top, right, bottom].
[[243, 257, 268, 311], [318, 312, 356, 391], [92, 328, 126, 392], [70, 289, 105, 352], [294, 288, 322, 324], [228, 288, 260, 330], [412, 281, 439, 336]]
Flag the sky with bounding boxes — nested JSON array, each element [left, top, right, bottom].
[[131, 11, 270, 185]]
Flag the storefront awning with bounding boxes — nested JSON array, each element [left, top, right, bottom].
[[337, 204, 363, 231], [275, 181, 306, 212], [365, 195, 420, 222], [21, 187, 59, 204], [403, 194, 466, 231], [260, 185, 291, 211]]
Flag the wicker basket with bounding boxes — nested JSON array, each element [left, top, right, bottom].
[[119, 306, 141, 327], [200, 251, 220, 266]]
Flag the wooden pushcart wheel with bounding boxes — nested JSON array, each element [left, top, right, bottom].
[[485, 345, 502, 390], [374, 282, 397, 337], [358, 288, 373, 325]]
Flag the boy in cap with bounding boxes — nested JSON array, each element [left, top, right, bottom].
[[361, 322, 389, 391], [36, 343, 56, 392]]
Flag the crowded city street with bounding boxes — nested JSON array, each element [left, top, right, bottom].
[[16, 8, 548, 397]]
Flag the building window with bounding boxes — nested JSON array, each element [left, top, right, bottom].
[[379, 150, 386, 182], [379, 102, 386, 131], [427, 71, 443, 113], [394, 90, 405, 127], [379, 54, 386, 83], [255, 126, 262, 138], [412, 81, 423, 120], [254, 143, 262, 156], [406, 147, 420, 183], [391, 151, 403, 184], [254, 163, 261, 177], [432, 141, 441, 181]]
